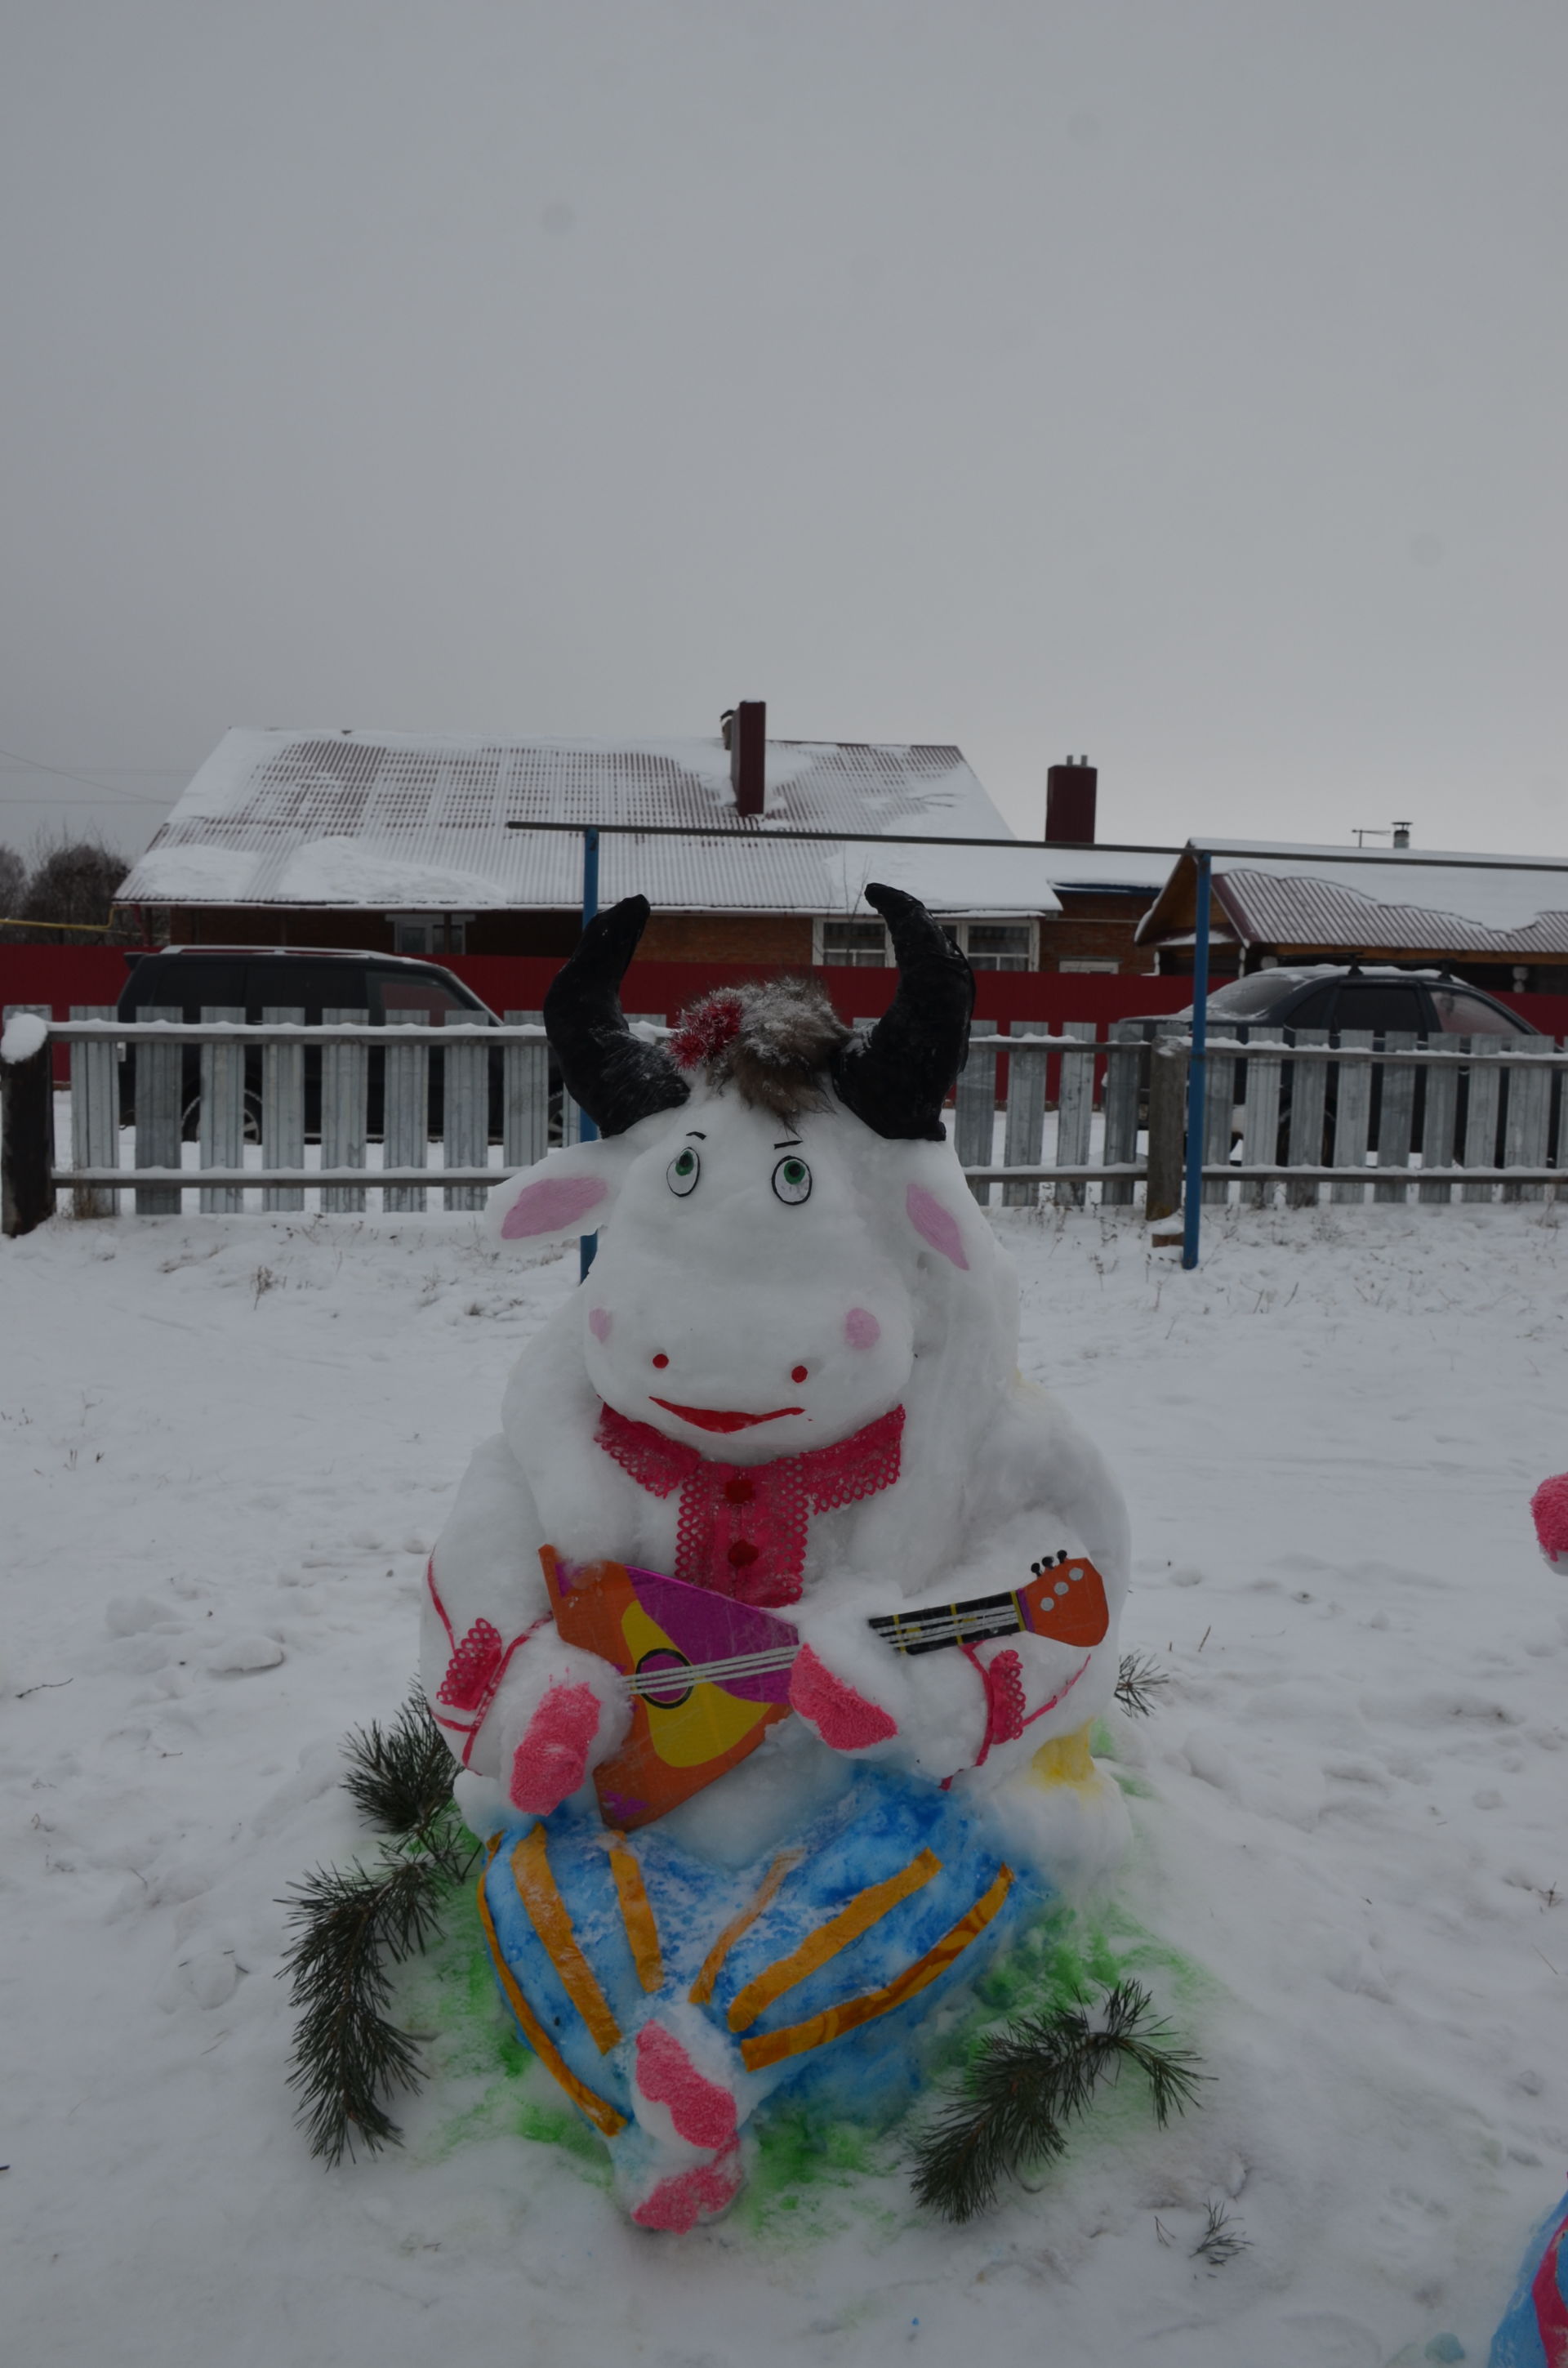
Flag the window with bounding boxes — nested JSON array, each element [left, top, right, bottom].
[[1058, 958, 1119, 974], [127, 959, 247, 1017], [1208, 973, 1316, 1020], [1334, 983, 1424, 1034], [817, 919, 889, 967], [390, 914, 468, 956], [1429, 988, 1526, 1037], [964, 923, 1034, 972], [243, 961, 372, 1021], [817, 916, 1037, 970]]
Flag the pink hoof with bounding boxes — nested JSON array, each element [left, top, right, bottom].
[[631, 2143, 743, 2233], [635, 2023, 737, 2151], [508, 1682, 600, 1814], [790, 1644, 898, 1750]]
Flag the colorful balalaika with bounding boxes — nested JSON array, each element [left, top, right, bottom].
[[541, 1545, 1109, 1831]]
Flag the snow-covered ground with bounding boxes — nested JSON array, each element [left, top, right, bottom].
[[3, 1200, 1565, 2368]]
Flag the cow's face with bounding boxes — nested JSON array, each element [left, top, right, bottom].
[[587, 1094, 913, 1463], [490, 1090, 960, 1464]]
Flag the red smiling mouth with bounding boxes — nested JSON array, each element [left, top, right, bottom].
[[648, 1397, 804, 1434]]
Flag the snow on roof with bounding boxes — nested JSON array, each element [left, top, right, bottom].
[[1137, 838, 1568, 955], [1033, 844, 1178, 895], [119, 728, 1064, 919]]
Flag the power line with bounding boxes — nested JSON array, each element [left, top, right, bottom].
[[0, 792, 173, 806], [0, 743, 183, 804]]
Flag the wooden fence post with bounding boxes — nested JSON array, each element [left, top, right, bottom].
[[1145, 1040, 1187, 1224], [955, 1019, 999, 1205], [1099, 1022, 1142, 1208], [70, 1005, 118, 1217], [2, 1011, 54, 1237]]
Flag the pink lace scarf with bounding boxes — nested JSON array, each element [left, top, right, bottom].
[[594, 1402, 905, 1608]]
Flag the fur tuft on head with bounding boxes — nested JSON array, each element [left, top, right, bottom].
[[670, 978, 852, 1122]]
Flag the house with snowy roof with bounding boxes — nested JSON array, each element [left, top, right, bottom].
[[116, 711, 1173, 977], [1136, 837, 1568, 997]]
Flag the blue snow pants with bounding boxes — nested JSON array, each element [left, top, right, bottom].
[[474, 1765, 1045, 2138]]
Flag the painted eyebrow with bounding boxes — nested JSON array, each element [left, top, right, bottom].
[[773, 1136, 802, 1149], [685, 1130, 707, 1139]]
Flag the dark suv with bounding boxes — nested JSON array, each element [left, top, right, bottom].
[[1134, 965, 1543, 1164], [116, 947, 506, 1139], [1165, 965, 1537, 1042]]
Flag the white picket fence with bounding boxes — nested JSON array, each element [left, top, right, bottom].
[[7, 1009, 1568, 1222]]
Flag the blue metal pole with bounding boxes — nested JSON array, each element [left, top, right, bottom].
[[578, 827, 600, 1280], [1181, 849, 1211, 1270]]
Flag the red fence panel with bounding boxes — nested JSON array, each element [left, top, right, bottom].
[[7, 943, 1566, 1051]]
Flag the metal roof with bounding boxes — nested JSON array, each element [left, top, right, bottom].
[[1137, 839, 1568, 957], [119, 728, 1063, 918]]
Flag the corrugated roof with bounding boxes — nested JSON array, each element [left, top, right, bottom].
[[1138, 840, 1568, 956], [120, 728, 1063, 918], [1217, 869, 1568, 957]]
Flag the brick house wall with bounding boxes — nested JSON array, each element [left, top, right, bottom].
[[1038, 894, 1159, 974]]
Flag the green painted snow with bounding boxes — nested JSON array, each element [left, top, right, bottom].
[[398, 1860, 1216, 2238]]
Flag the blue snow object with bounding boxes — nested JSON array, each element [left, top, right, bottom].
[[1489, 2190, 1568, 2368]]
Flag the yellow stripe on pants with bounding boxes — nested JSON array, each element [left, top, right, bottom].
[[608, 1838, 663, 1995], [725, 1848, 942, 2034], [688, 1848, 804, 2006], [510, 1826, 622, 2056], [739, 1866, 1015, 2074], [475, 1866, 627, 2138]]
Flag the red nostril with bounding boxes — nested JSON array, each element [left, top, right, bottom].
[[791, 1365, 808, 1385], [652, 1353, 670, 1369]]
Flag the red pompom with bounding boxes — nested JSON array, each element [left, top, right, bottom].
[[1530, 1472, 1568, 1565], [670, 992, 744, 1072]]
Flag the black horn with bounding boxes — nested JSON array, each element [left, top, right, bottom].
[[830, 884, 975, 1140], [543, 896, 690, 1136]]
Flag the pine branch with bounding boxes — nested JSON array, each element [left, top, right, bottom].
[[341, 1691, 457, 1836], [911, 1981, 1205, 2223], [1191, 2199, 1250, 2267], [280, 1690, 479, 2165], [1115, 1652, 1170, 1719], [280, 1849, 450, 2164]]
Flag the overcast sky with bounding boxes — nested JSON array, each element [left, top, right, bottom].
[[3, 1, 1564, 870]]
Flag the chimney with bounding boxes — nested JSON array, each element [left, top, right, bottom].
[[1392, 820, 1411, 850], [1045, 753, 1098, 845], [728, 700, 766, 817]]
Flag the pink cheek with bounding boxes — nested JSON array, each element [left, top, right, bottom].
[[588, 1307, 612, 1343], [844, 1307, 881, 1351]]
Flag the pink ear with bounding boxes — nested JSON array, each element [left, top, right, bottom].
[[906, 1183, 969, 1269], [501, 1173, 608, 1239]]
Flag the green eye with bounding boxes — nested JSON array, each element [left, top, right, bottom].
[[772, 1156, 812, 1206], [667, 1147, 701, 1196]]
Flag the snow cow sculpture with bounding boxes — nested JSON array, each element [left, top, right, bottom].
[[422, 885, 1131, 2230]]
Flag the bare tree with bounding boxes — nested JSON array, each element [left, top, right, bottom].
[[16, 832, 127, 943], [0, 844, 26, 939]]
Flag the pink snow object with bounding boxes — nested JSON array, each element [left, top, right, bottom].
[[507, 1682, 601, 1813], [631, 2140, 744, 2232], [906, 1183, 969, 1269], [789, 1644, 898, 1748], [588, 1305, 612, 1342], [1530, 1473, 1568, 1570], [500, 1171, 608, 1239], [844, 1305, 881, 1350], [634, 2023, 738, 2150]]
